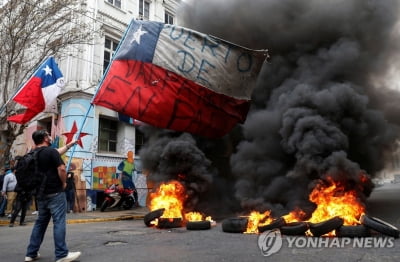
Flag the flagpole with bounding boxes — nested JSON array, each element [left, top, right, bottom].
[[66, 20, 135, 171], [0, 56, 51, 117]]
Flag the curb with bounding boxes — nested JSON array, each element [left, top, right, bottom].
[[67, 215, 145, 224], [0, 215, 145, 226]]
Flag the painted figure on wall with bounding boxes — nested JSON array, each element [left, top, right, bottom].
[[118, 151, 138, 205]]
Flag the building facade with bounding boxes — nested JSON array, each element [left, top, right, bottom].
[[11, 0, 182, 210]]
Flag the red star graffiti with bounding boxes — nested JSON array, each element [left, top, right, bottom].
[[62, 121, 88, 148]]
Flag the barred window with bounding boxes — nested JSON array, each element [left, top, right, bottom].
[[98, 117, 118, 152]]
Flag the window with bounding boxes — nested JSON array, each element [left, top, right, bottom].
[[164, 11, 174, 24], [103, 37, 119, 74], [107, 0, 121, 8], [98, 117, 118, 152], [135, 128, 145, 153], [139, 0, 150, 20]]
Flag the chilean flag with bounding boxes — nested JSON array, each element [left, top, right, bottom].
[[93, 20, 268, 138], [8, 57, 64, 124]]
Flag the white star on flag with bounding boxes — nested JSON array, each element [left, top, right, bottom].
[[131, 25, 147, 45], [42, 65, 52, 76]]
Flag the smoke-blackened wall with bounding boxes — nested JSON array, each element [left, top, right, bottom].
[[140, 0, 400, 217]]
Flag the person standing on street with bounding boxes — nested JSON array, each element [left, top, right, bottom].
[[65, 172, 75, 213], [9, 156, 31, 227], [1, 168, 17, 217], [9, 184, 31, 227], [25, 130, 81, 262]]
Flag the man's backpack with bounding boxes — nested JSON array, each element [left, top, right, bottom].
[[15, 147, 46, 196]]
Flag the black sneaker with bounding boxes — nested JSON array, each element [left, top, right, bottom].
[[9, 223, 14, 227]]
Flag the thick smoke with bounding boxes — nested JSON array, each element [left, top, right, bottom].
[[139, 128, 220, 213], [139, 0, 400, 217]]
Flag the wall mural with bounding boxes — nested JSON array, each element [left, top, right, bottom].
[[60, 99, 148, 208], [6, 99, 150, 210], [90, 156, 148, 207]]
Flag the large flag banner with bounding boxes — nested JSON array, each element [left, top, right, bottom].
[[92, 20, 268, 138], [8, 57, 65, 124]]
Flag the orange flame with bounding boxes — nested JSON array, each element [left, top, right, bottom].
[[149, 180, 213, 227], [242, 175, 367, 235], [283, 208, 307, 223], [150, 180, 186, 219], [244, 211, 273, 234], [185, 211, 213, 222], [308, 177, 365, 225]]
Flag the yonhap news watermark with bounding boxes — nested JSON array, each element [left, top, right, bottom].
[[257, 229, 395, 257]]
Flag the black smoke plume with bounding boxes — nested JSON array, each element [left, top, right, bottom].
[[139, 0, 400, 217]]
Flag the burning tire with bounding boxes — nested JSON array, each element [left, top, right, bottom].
[[157, 217, 183, 229], [280, 222, 309, 236], [258, 217, 286, 233], [360, 214, 400, 238], [309, 216, 344, 237], [186, 221, 211, 230], [144, 208, 165, 227], [335, 225, 371, 238], [222, 218, 248, 233]]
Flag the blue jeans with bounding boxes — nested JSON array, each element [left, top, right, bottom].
[[26, 192, 69, 260], [0, 196, 6, 215], [66, 189, 75, 212]]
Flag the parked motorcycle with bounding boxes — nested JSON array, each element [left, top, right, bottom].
[[100, 184, 136, 212]]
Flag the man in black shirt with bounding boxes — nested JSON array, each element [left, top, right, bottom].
[[24, 130, 81, 262]]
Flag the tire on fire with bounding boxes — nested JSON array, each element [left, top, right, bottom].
[[157, 217, 183, 229], [222, 218, 248, 233], [280, 222, 309, 236], [258, 217, 286, 233], [186, 220, 211, 230], [335, 225, 371, 238], [309, 216, 344, 237], [143, 208, 165, 227], [360, 214, 400, 238]]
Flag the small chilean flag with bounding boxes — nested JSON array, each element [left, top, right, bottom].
[[8, 57, 64, 124], [93, 20, 268, 138]]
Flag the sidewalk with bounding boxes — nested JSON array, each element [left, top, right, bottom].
[[0, 206, 149, 226]]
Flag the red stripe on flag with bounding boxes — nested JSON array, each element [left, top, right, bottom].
[[93, 60, 250, 138], [7, 76, 45, 124]]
